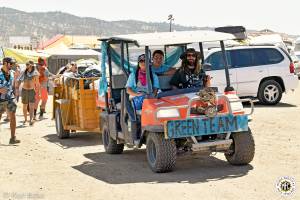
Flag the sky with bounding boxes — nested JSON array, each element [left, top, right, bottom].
[[0, 0, 299, 35]]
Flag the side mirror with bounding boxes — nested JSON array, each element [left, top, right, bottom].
[[202, 63, 212, 71]]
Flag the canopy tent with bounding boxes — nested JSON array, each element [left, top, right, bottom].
[[38, 35, 100, 50], [1, 48, 49, 64], [76, 58, 99, 66], [46, 48, 101, 74], [45, 48, 100, 57]]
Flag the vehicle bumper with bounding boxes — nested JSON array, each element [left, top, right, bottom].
[[284, 74, 299, 91]]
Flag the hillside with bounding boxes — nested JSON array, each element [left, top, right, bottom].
[[0, 7, 205, 40]]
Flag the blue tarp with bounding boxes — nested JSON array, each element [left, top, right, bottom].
[[98, 41, 184, 95]]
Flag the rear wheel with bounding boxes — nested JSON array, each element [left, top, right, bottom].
[[102, 125, 124, 154], [225, 129, 255, 165], [55, 107, 70, 139], [258, 80, 282, 105], [146, 132, 177, 173]]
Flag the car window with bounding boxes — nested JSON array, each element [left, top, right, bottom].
[[263, 48, 284, 64], [232, 49, 252, 67], [205, 51, 231, 70], [252, 49, 268, 65]]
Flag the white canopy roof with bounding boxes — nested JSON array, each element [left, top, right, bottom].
[[44, 47, 100, 56], [101, 30, 236, 47]]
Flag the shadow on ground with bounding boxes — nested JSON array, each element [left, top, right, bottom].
[[72, 150, 253, 184], [43, 132, 101, 149], [243, 102, 297, 108]]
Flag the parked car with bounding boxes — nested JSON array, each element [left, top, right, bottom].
[[205, 45, 299, 105]]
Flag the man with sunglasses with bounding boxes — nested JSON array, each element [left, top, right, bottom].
[[170, 48, 210, 89], [0, 57, 20, 144]]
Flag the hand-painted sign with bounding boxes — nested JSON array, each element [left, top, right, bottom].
[[166, 114, 248, 139]]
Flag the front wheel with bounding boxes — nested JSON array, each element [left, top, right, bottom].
[[102, 125, 124, 154], [225, 129, 255, 165], [146, 132, 177, 173]]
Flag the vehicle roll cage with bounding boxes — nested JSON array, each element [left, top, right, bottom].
[[100, 32, 235, 110]]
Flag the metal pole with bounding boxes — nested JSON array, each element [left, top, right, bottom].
[[168, 14, 174, 32], [145, 46, 153, 95], [126, 43, 130, 73], [164, 46, 167, 63], [120, 41, 128, 76], [107, 44, 113, 111], [198, 42, 204, 64], [220, 41, 234, 92]]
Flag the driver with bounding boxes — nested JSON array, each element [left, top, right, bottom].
[[170, 48, 210, 89]]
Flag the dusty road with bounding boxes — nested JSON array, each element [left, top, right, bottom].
[[0, 85, 299, 200]]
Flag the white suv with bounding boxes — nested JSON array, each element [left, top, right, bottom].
[[204, 45, 299, 105]]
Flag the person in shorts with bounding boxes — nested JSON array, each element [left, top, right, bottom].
[[35, 57, 50, 119], [17, 61, 40, 125], [0, 57, 20, 144]]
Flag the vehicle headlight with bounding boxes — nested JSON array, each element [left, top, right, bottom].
[[156, 108, 180, 119]]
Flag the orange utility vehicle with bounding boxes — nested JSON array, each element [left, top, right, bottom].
[[98, 31, 255, 173]]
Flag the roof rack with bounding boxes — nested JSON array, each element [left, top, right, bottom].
[[248, 43, 276, 46], [207, 43, 276, 51]]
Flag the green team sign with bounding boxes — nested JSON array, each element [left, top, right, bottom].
[[166, 114, 248, 139]]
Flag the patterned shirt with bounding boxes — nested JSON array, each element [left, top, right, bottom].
[[0, 69, 15, 101], [170, 68, 206, 89]]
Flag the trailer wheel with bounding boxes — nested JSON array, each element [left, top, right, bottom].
[[225, 128, 255, 165], [55, 107, 70, 139], [146, 132, 177, 173], [102, 125, 124, 154]]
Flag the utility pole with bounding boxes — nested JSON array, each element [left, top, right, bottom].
[[168, 14, 174, 32]]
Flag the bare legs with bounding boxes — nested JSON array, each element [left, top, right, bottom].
[[22, 103, 28, 123]]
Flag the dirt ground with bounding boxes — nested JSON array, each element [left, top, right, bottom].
[[0, 85, 299, 200]]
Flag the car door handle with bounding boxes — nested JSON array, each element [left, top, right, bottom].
[[258, 70, 263, 73]]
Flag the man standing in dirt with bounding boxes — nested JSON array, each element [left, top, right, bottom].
[[0, 57, 20, 144]]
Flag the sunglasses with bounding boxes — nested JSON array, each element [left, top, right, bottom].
[[139, 60, 145, 63], [187, 53, 196, 57]]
